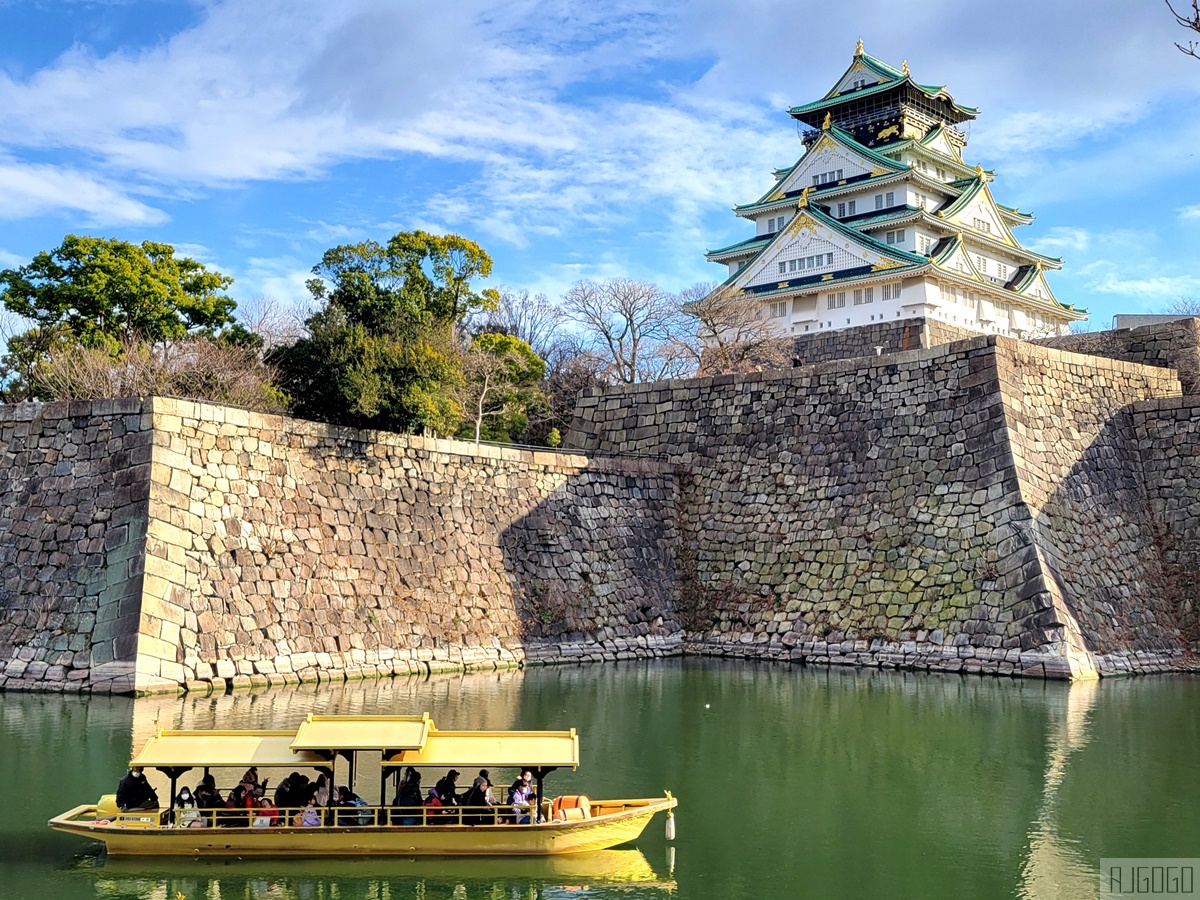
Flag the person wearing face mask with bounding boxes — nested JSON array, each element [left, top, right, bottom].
[[116, 767, 159, 811], [174, 786, 200, 827]]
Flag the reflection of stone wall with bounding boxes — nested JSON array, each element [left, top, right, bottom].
[[567, 336, 1193, 678], [1, 398, 681, 694]]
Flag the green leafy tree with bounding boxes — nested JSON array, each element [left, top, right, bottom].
[[272, 231, 497, 434], [0, 235, 239, 399], [456, 332, 546, 443], [0, 235, 235, 350]]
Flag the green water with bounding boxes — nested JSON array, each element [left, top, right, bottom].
[[2, 661, 1198, 900]]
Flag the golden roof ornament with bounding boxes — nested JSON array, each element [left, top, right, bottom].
[[975, 164, 986, 179], [902, 59, 909, 75], [822, 111, 832, 131], [855, 38, 864, 56], [798, 186, 810, 208]]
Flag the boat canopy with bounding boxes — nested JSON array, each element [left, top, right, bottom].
[[129, 731, 329, 769], [291, 714, 432, 752], [384, 730, 579, 770]]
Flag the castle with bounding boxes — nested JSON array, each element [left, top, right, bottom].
[[2, 56, 1199, 695], [706, 43, 1085, 340]]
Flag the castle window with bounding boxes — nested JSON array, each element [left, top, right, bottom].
[[838, 202, 846, 217], [886, 191, 895, 206], [972, 218, 992, 234], [915, 192, 929, 210], [997, 263, 1008, 280], [789, 259, 798, 272], [828, 292, 846, 309], [918, 235, 932, 254], [778, 262, 786, 274], [847, 200, 856, 215], [976, 255, 987, 274], [881, 283, 901, 301], [769, 301, 788, 318], [853, 287, 874, 305], [885, 229, 905, 245], [812, 169, 845, 187], [875, 194, 884, 210]]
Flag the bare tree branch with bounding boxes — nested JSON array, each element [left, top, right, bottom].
[[1167, 0, 1200, 58], [470, 289, 563, 359], [562, 278, 693, 384], [680, 283, 795, 376]]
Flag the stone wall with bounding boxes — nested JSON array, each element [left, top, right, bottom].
[[1135, 396, 1200, 650], [0, 399, 151, 692], [567, 336, 1192, 678], [791, 317, 986, 366], [1035, 318, 1200, 394], [1, 398, 681, 694]]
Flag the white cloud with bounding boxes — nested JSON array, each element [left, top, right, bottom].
[[0, 0, 1197, 299], [1180, 205, 1200, 222], [0, 158, 166, 225], [1078, 263, 1200, 302]]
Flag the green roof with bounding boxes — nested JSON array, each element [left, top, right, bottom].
[[789, 53, 978, 122], [707, 235, 772, 259]]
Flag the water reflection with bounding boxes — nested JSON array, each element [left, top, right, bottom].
[[1018, 680, 1099, 899], [82, 849, 675, 899], [5, 661, 1200, 900]]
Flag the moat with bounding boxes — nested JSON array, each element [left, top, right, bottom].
[[3, 660, 1199, 900]]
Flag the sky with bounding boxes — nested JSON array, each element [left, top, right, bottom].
[[0, 0, 1198, 333]]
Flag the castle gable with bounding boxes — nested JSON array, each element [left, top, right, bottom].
[[767, 133, 884, 201], [731, 206, 922, 292], [940, 179, 1017, 248], [918, 125, 962, 161]]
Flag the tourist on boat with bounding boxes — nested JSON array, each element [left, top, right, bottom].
[[313, 773, 331, 807], [252, 796, 280, 827], [461, 772, 495, 825], [173, 787, 201, 827], [116, 767, 159, 811], [335, 786, 370, 826], [424, 786, 445, 821], [508, 771, 534, 824], [435, 770, 461, 806], [274, 772, 308, 810], [240, 766, 260, 788], [295, 797, 322, 827], [391, 771, 423, 825]]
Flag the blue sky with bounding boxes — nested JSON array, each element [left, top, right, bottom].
[[0, 0, 1198, 333]]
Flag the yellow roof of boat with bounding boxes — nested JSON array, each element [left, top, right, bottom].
[[385, 729, 580, 770], [290, 714, 432, 752], [128, 731, 329, 769]]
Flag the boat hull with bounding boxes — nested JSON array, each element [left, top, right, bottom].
[[49, 798, 675, 857]]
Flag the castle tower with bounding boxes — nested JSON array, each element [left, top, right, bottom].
[[706, 44, 1085, 339]]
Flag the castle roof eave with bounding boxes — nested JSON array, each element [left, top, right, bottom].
[[789, 75, 979, 125]]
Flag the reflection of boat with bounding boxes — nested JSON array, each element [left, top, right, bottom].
[[90, 847, 673, 886], [49, 714, 678, 857]]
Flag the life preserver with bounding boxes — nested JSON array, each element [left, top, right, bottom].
[[551, 795, 591, 821]]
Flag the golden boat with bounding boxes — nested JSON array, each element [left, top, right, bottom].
[[48, 713, 678, 857]]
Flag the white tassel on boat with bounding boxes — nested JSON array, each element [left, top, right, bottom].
[[665, 810, 676, 841]]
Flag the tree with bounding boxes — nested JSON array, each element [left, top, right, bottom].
[[456, 333, 546, 443], [561, 278, 694, 384], [469, 289, 563, 359], [679, 282, 794, 375], [1167, 0, 1200, 58], [0, 235, 235, 352], [271, 231, 497, 434], [28, 334, 286, 413]]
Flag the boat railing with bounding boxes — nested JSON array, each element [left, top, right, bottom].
[[163, 802, 541, 829]]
